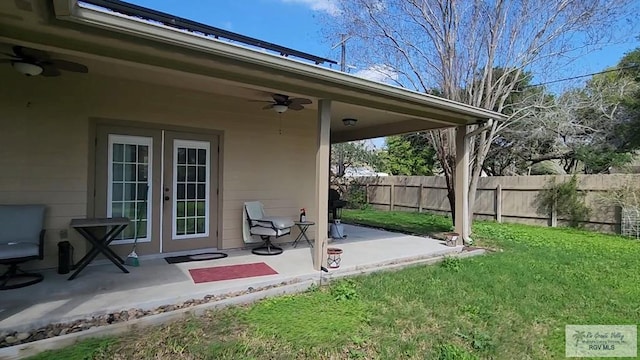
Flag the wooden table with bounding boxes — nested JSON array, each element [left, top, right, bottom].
[[68, 217, 130, 280]]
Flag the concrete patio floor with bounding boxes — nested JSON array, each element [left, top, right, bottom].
[[0, 225, 461, 333]]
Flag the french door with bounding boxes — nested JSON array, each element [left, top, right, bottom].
[[95, 125, 219, 255], [161, 131, 218, 252]]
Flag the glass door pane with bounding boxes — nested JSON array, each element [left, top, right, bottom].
[[173, 140, 209, 239], [108, 135, 153, 243]]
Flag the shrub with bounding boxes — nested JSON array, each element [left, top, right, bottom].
[[598, 181, 640, 239], [535, 175, 591, 228], [344, 182, 369, 210]]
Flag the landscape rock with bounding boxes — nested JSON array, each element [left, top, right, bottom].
[[0, 280, 297, 349]]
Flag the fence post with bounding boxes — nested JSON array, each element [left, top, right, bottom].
[[418, 183, 423, 213], [390, 184, 395, 211], [495, 184, 502, 223], [365, 184, 370, 205], [550, 200, 558, 227]]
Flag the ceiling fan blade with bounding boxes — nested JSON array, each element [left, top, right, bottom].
[[262, 104, 275, 110], [289, 98, 312, 105], [272, 94, 289, 103], [288, 103, 304, 111], [2, 52, 19, 59], [40, 64, 61, 77], [51, 59, 88, 73], [13, 46, 50, 61]]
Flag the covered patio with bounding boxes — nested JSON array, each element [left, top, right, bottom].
[[0, 224, 462, 335], [0, 0, 503, 331], [0, 0, 502, 281]]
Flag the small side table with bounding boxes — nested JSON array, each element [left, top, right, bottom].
[[68, 217, 130, 280], [292, 221, 315, 248]]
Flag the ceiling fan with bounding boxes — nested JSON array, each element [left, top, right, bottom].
[[252, 93, 312, 113], [1, 45, 89, 77]]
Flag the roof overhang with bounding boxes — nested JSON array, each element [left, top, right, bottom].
[[2, 0, 506, 142]]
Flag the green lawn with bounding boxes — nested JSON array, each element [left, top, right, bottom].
[[28, 210, 640, 359]]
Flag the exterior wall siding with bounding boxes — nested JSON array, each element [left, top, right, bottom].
[[0, 70, 318, 269]]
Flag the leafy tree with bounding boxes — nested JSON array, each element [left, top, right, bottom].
[[330, 141, 382, 197], [616, 48, 640, 149], [481, 70, 552, 175], [485, 48, 640, 175], [573, 146, 633, 174], [331, 141, 381, 179], [535, 175, 591, 228], [380, 134, 437, 175]]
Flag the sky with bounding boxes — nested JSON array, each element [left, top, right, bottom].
[[125, 0, 639, 148], [128, 0, 344, 68], [126, 0, 639, 82]]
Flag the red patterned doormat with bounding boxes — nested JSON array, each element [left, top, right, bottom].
[[189, 262, 278, 283]]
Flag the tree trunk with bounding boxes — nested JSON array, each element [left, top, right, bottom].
[[467, 122, 498, 234], [430, 128, 457, 225], [447, 190, 456, 223]]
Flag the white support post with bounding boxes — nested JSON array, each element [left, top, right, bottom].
[[455, 125, 470, 244], [314, 99, 331, 270]]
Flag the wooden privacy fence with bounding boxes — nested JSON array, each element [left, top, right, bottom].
[[355, 174, 640, 234]]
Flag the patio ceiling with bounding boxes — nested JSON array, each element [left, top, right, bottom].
[[0, 0, 505, 143]]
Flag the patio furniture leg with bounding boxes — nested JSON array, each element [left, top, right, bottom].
[[68, 224, 130, 280], [292, 229, 304, 247], [0, 264, 44, 290], [252, 236, 283, 255], [301, 227, 313, 247], [293, 224, 313, 248]]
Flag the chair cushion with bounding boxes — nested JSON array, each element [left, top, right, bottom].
[[244, 201, 265, 222], [0, 242, 39, 260], [258, 216, 294, 229], [249, 226, 292, 237], [0, 205, 45, 244]]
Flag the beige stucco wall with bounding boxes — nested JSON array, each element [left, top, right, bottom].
[[0, 69, 318, 269]]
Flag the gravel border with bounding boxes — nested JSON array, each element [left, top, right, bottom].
[[0, 279, 299, 349]]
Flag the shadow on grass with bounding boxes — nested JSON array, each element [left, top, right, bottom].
[[342, 209, 453, 236]]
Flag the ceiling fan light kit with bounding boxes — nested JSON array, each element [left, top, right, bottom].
[[272, 104, 288, 113], [251, 93, 312, 113], [342, 118, 358, 126], [12, 61, 43, 76], [2, 45, 89, 77]]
